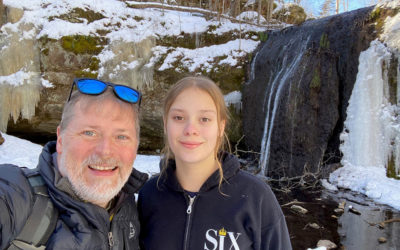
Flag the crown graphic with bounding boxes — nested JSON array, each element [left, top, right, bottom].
[[218, 228, 227, 236]]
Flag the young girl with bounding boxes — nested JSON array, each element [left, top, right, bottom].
[[138, 76, 292, 250]]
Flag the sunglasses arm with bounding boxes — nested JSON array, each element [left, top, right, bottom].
[[67, 82, 76, 102]]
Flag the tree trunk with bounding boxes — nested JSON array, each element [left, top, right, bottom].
[[336, 0, 339, 14], [266, 0, 274, 21], [0, 0, 3, 27]]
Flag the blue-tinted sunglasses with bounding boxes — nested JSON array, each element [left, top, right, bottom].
[[68, 78, 142, 105]]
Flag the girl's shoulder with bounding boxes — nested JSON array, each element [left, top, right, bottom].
[[139, 175, 159, 193], [235, 169, 271, 188]]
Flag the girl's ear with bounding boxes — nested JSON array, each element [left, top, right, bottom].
[[220, 119, 226, 137]]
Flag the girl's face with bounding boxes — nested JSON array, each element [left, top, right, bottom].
[[165, 87, 225, 167]]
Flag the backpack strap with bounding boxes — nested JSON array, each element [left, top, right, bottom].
[[7, 169, 58, 250]]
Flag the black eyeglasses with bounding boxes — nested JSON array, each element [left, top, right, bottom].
[[68, 78, 142, 105]]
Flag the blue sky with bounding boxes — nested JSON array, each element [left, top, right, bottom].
[[293, 0, 378, 16]]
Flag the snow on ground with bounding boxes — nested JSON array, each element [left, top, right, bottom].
[[329, 165, 400, 210], [0, 133, 42, 169]]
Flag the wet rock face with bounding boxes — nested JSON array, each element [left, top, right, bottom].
[[243, 6, 377, 177]]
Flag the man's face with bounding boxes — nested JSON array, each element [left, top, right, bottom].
[[56, 98, 138, 208]]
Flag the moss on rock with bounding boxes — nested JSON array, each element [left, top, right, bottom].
[[61, 35, 106, 55], [159, 29, 259, 49], [370, 6, 400, 35], [387, 155, 400, 180], [74, 69, 98, 79], [50, 8, 105, 23], [272, 4, 307, 25], [319, 33, 330, 50], [310, 68, 321, 89]]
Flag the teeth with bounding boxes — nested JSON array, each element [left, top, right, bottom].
[[89, 165, 116, 171]]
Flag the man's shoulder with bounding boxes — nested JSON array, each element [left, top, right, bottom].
[[0, 164, 32, 183]]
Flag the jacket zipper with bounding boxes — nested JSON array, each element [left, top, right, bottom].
[[108, 232, 114, 248], [183, 194, 196, 250]]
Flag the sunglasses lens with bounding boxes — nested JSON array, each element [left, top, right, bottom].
[[77, 79, 107, 94], [114, 85, 140, 103]]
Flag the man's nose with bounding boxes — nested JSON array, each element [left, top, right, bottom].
[[96, 137, 113, 156]]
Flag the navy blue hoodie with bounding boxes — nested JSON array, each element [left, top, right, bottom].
[[138, 152, 292, 250]]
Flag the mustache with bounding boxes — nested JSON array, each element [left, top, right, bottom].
[[82, 154, 122, 168]]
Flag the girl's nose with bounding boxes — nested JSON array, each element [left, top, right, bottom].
[[183, 121, 199, 136]]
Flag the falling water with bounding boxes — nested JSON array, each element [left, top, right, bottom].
[[195, 32, 201, 48], [340, 40, 400, 175], [249, 50, 259, 82], [259, 37, 310, 176]]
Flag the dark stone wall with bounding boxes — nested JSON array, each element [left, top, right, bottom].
[[243, 6, 377, 177]]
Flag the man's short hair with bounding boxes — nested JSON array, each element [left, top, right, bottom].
[[59, 88, 140, 143]]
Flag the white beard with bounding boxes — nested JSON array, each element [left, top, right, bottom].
[[59, 153, 131, 207]]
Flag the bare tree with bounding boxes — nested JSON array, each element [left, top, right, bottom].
[[265, 0, 274, 21], [0, 0, 3, 26], [320, 0, 335, 16], [257, 0, 262, 24]]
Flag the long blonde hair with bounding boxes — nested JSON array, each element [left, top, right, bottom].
[[160, 76, 230, 189]]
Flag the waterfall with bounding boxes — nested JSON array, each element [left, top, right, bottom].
[[259, 37, 310, 176], [398, 57, 400, 105], [340, 40, 400, 175], [249, 50, 259, 82], [195, 32, 201, 48]]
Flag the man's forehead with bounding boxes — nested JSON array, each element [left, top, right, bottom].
[[76, 96, 135, 114]]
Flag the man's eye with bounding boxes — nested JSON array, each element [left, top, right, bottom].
[[83, 131, 95, 136], [117, 135, 128, 140]]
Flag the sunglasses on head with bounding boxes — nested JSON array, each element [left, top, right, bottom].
[[68, 78, 142, 105]]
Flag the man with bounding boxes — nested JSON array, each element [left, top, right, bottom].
[[0, 78, 148, 249]]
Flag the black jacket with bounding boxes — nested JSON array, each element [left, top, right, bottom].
[[138, 153, 292, 250], [0, 141, 148, 250]]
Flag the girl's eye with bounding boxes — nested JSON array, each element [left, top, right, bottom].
[[173, 116, 184, 121], [83, 131, 95, 136], [200, 117, 210, 122]]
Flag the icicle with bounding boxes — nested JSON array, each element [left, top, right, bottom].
[[0, 22, 41, 132], [98, 37, 156, 90], [340, 40, 399, 174], [0, 73, 41, 132], [224, 91, 242, 113]]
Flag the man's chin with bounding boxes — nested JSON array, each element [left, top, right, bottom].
[[72, 181, 121, 204]]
